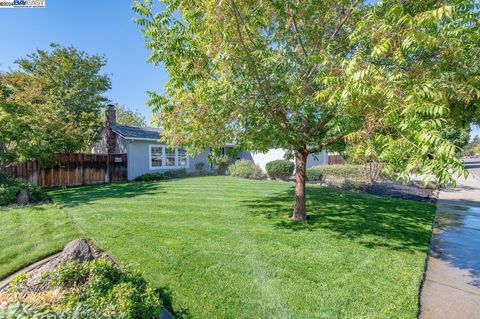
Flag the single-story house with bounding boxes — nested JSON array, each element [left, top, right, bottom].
[[92, 105, 328, 180]]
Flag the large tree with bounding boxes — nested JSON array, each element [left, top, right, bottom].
[[135, 0, 479, 220], [0, 44, 111, 164]]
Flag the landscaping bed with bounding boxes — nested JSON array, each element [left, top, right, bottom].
[[0, 239, 168, 319], [306, 165, 436, 202], [361, 181, 436, 202]]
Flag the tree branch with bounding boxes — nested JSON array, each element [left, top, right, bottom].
[[230, 0, 269, 104], [327, 0, 360, 49], [230, 0, 299, 147], [289, 12, 308, 57], [305, 0, 361, 79]]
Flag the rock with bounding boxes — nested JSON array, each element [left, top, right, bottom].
[[161, 307, 176, 319], [24, 239, 94, 291], [16, 188, 30, 205], [61, 238, 94, 262]]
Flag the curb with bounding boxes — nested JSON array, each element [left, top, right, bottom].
[[0, 252, 62, 291]]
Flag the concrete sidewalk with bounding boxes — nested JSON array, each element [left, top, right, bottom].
[[419, 172, 480, 319]]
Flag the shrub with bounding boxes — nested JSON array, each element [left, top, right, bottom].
[[265, 160, 294, 180], [0, 184, 20, 206], [306, 164, 365, 181], [133, 169, 186, 182], [0, 172, 49, 206], [319, 164, 364, 179], [306, 167, 323, 181], [1, 259, 164, 319], [227, 160, 264, 179], [133, 173, 167, 182], [163, 169, 187, 179], [213, 155, 231, 175]]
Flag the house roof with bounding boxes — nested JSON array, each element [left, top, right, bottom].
[[110, 124, 235, 146], [111, 125, 162, 141]]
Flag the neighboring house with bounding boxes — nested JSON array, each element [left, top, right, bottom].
[[92, 105, 328, 180]]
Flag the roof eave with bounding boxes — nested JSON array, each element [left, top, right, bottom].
[[123, 137, 161, 142]]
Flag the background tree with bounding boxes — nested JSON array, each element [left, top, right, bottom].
[[465, 134, 480, 155], [342, 1, 479, 184], [0, 44, 110, 165], [102, 103, 147, 127], [135, 0, 479, 220]]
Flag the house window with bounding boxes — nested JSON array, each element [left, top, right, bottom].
[[149, 145, 189, 169], [178, 147, 187, 167], [165, 147, 176, 167], [151, 146, 163, 167]]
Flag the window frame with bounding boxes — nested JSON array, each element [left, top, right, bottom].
[[149, 145, 164, 169], [177, 147, 187, 168], [148, 144, 189, 170]]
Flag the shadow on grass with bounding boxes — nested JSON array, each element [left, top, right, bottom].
[[0, 204, 49, 212], [155, 286, 192, 319], [51, 182, 166, 208], [242, 186, 436, 252]]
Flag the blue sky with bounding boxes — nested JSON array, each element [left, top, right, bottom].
[[0, 0, 165, 123], [1, 0, 479, 139]]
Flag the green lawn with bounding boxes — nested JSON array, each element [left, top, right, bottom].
[[0, 176, 435, 318], [0, 204, 79, 277]]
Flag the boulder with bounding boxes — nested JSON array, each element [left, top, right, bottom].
[[16, 188, 30, 205], [161, 307, 176, 319], [61, 238, 94, 262], [25, 239, 94, 291]]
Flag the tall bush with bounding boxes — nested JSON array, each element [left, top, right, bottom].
[[265, 160, 294, 181], [212, 155, 231, 175], [227, 160, 263, 179]]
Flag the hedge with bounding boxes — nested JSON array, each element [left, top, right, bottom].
[[265, 160, 294, 180], [227, 160, 264, 179], [306, 164, 365, 181], [306, 167, 323, 181], [133, 169, 187, 182]]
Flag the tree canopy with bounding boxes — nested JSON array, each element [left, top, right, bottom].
[[104, 103, 147, 127], [135, 0, 480, 220], [0, 44, 111, 164]]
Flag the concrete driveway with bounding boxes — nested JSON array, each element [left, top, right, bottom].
[[419, 162, 480, 319]]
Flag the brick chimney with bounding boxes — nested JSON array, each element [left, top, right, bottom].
[[105, 104, 116, 154]]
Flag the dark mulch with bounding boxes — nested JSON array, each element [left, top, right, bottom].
[[361, 182, 437, 203]]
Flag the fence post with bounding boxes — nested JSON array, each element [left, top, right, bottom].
[[81, 154, 85, 185]]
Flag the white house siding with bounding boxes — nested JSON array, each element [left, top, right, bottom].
[[91, 128, 107, 154], [306, 151, 329, 168], [91, 129, 127, 154], [238, 149, 328, 172]]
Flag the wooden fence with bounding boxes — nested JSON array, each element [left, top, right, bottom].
[[2, 153, 128, 188], [328, 154, 345, 165]]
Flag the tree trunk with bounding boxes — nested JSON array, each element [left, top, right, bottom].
[[291, 147, 308, 221]]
